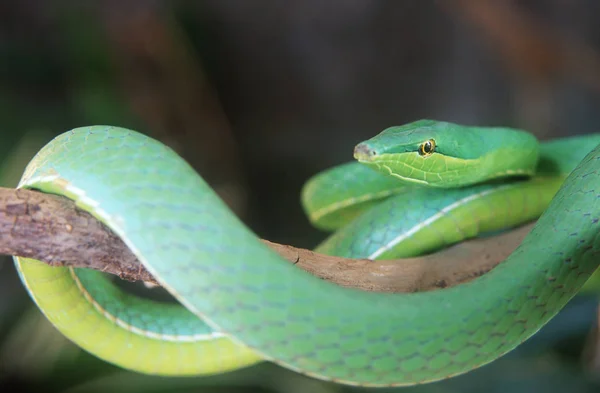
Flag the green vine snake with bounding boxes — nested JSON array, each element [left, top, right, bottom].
[[12, 120, 600, 387]]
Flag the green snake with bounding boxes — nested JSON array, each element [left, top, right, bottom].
[[12, 121, 600, 387]]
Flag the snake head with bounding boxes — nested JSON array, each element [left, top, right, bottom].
[[354, 119, 539, 188]]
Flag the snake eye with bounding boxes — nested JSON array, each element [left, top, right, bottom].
[[418, 139, 436, 156]]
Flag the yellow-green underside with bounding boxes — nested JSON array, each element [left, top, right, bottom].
[[14, 259, 262, 375]]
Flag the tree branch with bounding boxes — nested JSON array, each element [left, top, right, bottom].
[[0, 187, 532, 293]]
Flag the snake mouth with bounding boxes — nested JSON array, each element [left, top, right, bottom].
[[353, 143, 377, 162]]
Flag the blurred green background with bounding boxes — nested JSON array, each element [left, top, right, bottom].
[[1, 1, 600, 392]]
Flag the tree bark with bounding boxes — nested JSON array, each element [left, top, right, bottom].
[[0, 187, 532, 293]]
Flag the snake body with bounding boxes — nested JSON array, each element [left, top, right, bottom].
[[311, 133, 600, 259], [13, 122, 600, 386]]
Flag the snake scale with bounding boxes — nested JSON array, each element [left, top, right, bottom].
[[12, 121, 600, 386]]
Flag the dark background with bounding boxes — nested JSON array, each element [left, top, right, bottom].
[[1, 1, 600, 392]]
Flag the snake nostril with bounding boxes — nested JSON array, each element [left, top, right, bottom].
[[354, 144, 376, 159]]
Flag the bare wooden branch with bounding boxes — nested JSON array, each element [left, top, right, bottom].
[[0, 187, 153, 282], [0, 187, 532, 293]]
